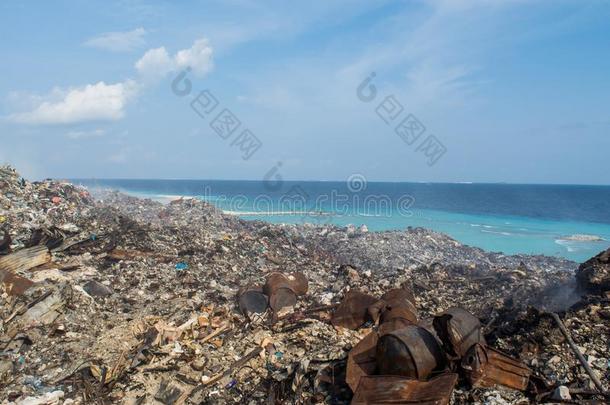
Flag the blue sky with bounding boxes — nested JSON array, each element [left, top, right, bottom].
[[1, 0, 609, 184]]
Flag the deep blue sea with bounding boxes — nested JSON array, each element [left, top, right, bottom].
[[73, 179, 610, 263]]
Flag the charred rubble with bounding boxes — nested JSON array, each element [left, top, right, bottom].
[[0, 165, 608, 404]]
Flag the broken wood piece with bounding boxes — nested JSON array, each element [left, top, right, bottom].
[[106, 248, 174, 263], [200, 323, 231, 344], [549, 312, 608, 396], [33, 261, 80, 272], [202, 346, 264, 387]]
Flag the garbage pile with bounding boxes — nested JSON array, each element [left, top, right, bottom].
[[330, 289, 532, 404], [576, 247, 610, 293], [0, 165, 609, 404]]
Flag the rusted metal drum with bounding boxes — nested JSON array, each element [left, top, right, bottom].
[[263, 272, 308, 312], [461, 343, 531, 391], [433, 307, 485, 358], [346, 331, 378, 392], [379, 288, 416, 307], [367, 288, 418, 326], [376, 325, 446, 380], [285, 272, 308, 296], [237, 285, 268, 317], [332, 290, 378, 330], [263, 274, 296, 312]]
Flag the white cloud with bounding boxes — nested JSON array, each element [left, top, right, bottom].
[[84, 27, 147, 52], [135, 38, 214, 79], [8, 37, 213, 125], [66, 128, 106, 139], [174, 38, 214, 75], [134, 47, 173, 80], [8, 81, 137, 125]]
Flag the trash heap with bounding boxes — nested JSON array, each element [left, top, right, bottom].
[[0, 165, 608, 404], [330, 289, 531, 404]]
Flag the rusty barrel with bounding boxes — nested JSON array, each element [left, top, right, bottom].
[[368, 288, 418, 327], [332, 290, 379, 330], [237, 285, 269, 316], [376, 325, 446, 380], [433, 307, 485, 358], [263, 272, 308, 312], [346, 331, 379, 392]]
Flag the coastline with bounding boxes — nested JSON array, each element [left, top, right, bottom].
[[1, 167, 608, 403], [83, 184, 610, 263]]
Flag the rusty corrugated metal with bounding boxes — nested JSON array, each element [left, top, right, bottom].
[[433, 307, 485, 358], [461, 343, 531, 391], [331, 290, 378, 330], [376, 325, 446, 380], [0, 245, 50, 295], [351, 373, 458, 405]]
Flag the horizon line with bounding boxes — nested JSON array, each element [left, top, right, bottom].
[[65, 177, 610, 187]]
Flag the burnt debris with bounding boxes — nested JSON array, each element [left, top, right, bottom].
[[0, 165, 608, 404]]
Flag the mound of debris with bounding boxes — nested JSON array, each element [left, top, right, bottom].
[[577, 247, 610, 293], [0, 165, 608, 404]]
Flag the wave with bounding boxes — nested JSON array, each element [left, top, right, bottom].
[[481, 229, 513, 236], [558, 234, 605, 242], [224, 210, 333, 216], [555, 239, 579, 252]]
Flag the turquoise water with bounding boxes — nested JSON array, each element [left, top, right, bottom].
[[75, 179, 610, 263], [240, 209, 610, 262]]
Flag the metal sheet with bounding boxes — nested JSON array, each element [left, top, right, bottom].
[[461, 343, 531, 391], [0, 245, 50, 295], [351, 373, 458, 405]]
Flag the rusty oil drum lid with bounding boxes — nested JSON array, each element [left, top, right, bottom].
[[376, 325, 446, 380], [237, 285, 269, 316]]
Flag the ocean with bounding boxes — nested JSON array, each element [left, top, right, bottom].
[[72, 178, 610, 263]]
